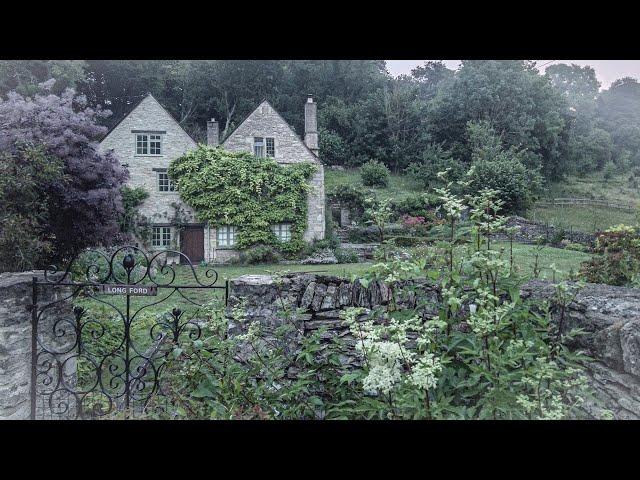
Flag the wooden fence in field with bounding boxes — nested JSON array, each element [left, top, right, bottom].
[[534, 197, 637, 211]]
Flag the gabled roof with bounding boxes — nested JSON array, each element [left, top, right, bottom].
[[100, 93, 197, 144], [222, 99, 319, 160]]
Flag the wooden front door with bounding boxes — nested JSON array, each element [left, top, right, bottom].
[[180, 226, 205, 264]]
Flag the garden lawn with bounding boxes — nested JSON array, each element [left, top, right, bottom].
[[492, 241, 592, 281], [526, 204, 636, 233], [528, 171, 640, 233], [324, 168, 424, 202]]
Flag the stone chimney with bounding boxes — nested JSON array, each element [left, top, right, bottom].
[[304, 95, 318, 156], [207, 118, 219, 146]]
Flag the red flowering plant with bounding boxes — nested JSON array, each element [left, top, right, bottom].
[[401, 215, 429, 236]]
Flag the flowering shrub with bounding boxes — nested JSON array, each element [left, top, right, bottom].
[[401, 215, 426, 228]]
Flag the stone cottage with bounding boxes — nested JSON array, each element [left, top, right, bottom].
[[99, 93, 325, 264]]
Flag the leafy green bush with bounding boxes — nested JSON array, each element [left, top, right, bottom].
[[464, 121, 542, 214], [242, 245, 282, 265], [391, 193, 441, 219], [563, 242, 588, 252], [388, 235, 430, 247], [118, 186, 149, 235], [580, 225, 640, 286], [299, 238, 339, 259], [327, 184, 367, 211], [603, 160, 616, 181], [360, 160, 390, 187], [334, 248, 359, 264]]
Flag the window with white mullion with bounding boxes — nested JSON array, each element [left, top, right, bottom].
[[271, 223, 291, 242], [266, 137, 275, 157], [149, 134, 162, 155], [152, 226, 172, 247], [217, 225, 237, 247], [136, 134, 148, 155], [157, 171, 175, 192], [136, 133, 162, 155]]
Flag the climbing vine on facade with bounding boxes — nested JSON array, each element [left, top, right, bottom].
[[168, 145, 316, 253]]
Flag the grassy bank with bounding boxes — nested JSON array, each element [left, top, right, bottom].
[[324, 168, 423, 202], [530, 171, 640, 232]]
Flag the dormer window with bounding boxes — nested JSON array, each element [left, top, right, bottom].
[[135, 132, 163, 155], [254, 137, 275, 158]]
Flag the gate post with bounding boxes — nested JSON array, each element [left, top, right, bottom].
[[30, 276, 37, 420], [0, 272, 43, 419]]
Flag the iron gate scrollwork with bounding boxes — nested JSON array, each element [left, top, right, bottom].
[[30, 246, 226, 420]]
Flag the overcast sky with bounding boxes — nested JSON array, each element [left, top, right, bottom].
[[385, 60, 640, 90]]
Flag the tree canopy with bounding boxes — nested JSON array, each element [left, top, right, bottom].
[[2, 59, 638, 188], [0, 81, 128, 270]]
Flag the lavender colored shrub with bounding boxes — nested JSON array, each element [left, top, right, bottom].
[[0, 80, 128, 270]]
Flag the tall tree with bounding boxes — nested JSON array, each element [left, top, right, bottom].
[[410, 60, 455, 101], [597, 77, 640, 166], [546, 63, 608, 174], [426, 60, 569, 179], [0, 60, 87, 97], [0, 80, 128, 266]]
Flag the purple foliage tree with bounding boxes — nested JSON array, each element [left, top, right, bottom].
[[0, 79, 129, 264]]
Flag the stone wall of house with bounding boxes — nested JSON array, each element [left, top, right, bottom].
[[222, 100, 325, 243], [228, 273, 640, 419], [0, 271, 73, 419], [99, 94, 200, 257]]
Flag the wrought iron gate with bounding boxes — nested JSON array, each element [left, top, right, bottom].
[[30, 246, 226, 420]]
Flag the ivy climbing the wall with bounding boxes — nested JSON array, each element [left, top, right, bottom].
[[168, 145, 316, 254]]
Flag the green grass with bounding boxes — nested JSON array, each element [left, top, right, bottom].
[[544, 171, 640, 204], [493, 242, 592, 281], [529, 171, 640, 233], [324, 168, 424, 202], [527, 204, 637, 233]]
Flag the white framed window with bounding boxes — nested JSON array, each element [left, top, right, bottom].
[[266, 137, 275, 157], [152, 227, 171, 247], [253, 137, 264, 157], [136, 134, 148, 155], [253, 137, 275, 158], [157, 171, 175, 192], [149, 134, 162, 155], [271, 223, 291, 242], [136, 133, 162, 155], [216, 225, 237, 248]]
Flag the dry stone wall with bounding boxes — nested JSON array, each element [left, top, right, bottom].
[[492, 216, 596, 246], [228, 273, 640, 419]]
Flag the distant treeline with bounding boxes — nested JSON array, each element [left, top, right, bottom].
[[2, 59, 639, 182]]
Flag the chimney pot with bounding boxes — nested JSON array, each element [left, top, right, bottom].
[[207, 118, 219, 147], [304, 96, 318, 156]]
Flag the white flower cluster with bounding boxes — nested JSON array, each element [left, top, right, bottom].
[[408, 354, 443, 390], [342, 307, 444, 396], [237, 320, 261, 342]]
